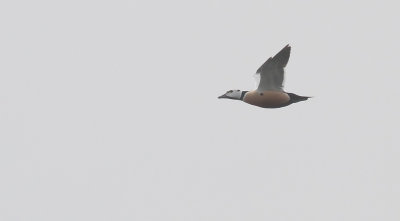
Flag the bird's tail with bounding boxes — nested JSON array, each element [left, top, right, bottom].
[[288, 93, 312, 103]]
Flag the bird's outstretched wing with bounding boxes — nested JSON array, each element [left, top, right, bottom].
[[255, 45, 291, 91]]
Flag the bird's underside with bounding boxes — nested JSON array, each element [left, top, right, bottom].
[[242, 90, 291, 108]]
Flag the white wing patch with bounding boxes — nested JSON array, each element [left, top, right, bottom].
[[253, 72, 261, 89], [257, 66, 285, 91]]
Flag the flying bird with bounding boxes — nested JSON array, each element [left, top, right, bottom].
[[218, 45, 311, 108]]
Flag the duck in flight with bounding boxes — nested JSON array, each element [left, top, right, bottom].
[[218, 45, 311, 108]]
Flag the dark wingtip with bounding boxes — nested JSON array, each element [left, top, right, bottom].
[[272, 44, 291, 67]]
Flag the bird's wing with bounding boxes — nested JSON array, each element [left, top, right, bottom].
[[255, 45, 291, 91]]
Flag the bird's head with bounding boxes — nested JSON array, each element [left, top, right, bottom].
[[218, 90, 243, 100]]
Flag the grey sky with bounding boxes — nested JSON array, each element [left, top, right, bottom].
[[1, 0, 399, 220]]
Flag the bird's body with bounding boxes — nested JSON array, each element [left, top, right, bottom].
[[218, 45, 311, 108], [242, 91, 290, 108]]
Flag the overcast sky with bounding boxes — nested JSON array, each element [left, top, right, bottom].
[[1, 0, 399, 220]]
